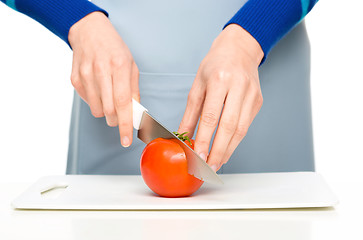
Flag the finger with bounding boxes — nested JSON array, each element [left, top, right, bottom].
[[97, 72, 118, 127], [80, 63, 104, 118], [113, 64, 133, 147], [93, 60, 118, 126], [220, 86, 263, 168], [85, 85, 104, 118], [131, 63, 140, 102], [70, 58, 88, 103], [194, 82, 226, 161], [178, 74, 205, 139], [206, 88, 244, 171], [71, 73, 88, 103]]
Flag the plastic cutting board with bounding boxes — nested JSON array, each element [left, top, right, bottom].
[[11, 172, 338, 210]]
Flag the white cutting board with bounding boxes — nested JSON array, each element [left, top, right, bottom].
[[11, 172, 338, 210]]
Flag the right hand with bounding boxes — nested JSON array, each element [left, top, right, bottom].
[[68, 12, 139, 147]]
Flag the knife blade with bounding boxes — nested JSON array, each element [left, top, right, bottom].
[[132, 99, 224, 185]]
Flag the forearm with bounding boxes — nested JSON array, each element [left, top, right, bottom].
[[225, 0, 318, 64], [0, 0, 108, 46]]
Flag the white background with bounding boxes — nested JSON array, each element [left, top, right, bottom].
[[0, 0, 362, 186]]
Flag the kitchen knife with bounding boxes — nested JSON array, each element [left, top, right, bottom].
[[132, 99, 224, 185]]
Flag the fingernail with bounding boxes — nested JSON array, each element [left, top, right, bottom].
[[199, 152, 207, 161], [121, 136, 130, 147], [211, 164, 218, 172]]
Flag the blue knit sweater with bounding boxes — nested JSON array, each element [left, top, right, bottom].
[[1, 0, 318, 62]]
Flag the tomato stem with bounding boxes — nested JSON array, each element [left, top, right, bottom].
[[173, 131, 192, 145]]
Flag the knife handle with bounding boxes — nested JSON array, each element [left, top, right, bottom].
[[132, 99, 148, 130]]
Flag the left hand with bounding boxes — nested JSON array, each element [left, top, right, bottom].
[[178, 24, 264, 172]]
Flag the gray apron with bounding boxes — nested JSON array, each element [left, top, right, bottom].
[[67, 0, 314, 175]]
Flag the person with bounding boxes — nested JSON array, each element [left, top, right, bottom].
[[0, 0, 318, 175]]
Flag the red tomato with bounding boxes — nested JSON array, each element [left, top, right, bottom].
[[140, 137, 204, 197]]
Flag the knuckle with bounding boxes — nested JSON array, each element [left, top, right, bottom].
[[179, 120, 193, 134], [132, 62, 139, 73], [211, 69, 233, 84], [240, 74, 252, 88], [235, 124, 249, 139], [79, 64, 92, 79], [93, 61, 106, 74], [201, 112, 219, 127], [89, 100, 104, 118], [70, 74, 81, 89], [180, 117, 191, 126], [214, 149, 225, 159], [111, 57, 131, 69], [219, 117, 238, 135], [195, 140, 210, 152], [212, 145, 225, 157], [256, 92, 264, 108], [114, 95, 130, 109], [187, 91, 203, 106]]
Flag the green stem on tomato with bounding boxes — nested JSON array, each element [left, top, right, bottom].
[[173, 131, 192, 145]]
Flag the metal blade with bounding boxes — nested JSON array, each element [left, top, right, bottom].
[[138, 112, 224, 185]]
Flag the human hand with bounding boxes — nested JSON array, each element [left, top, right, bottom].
[[68, 12, 139, 147], [178, 24, 264, 172]]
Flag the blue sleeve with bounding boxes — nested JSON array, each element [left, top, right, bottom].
[[0, 0, 108, 47], [224, 0, 319, 64]]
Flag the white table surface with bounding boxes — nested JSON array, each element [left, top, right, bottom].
[[0, 180, 361, 240]]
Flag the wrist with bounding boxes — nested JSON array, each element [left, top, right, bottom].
[[68, 11, 108, 48], [222, 24, 264, 65]]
